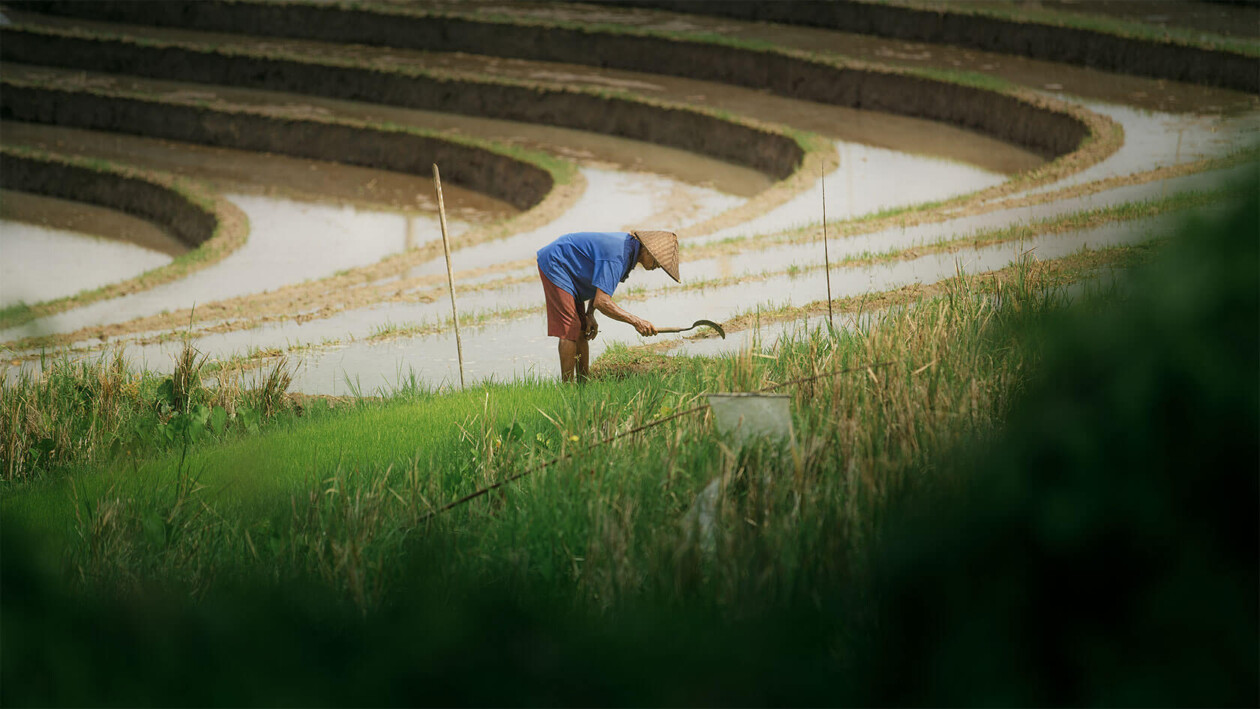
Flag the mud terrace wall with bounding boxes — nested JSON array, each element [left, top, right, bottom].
[[0, 152, 216, 249], [600, 0, 1260, 94], [12, 1, 1092, 159], [0, 82, 554, 211], [0, 27, 803, 180]]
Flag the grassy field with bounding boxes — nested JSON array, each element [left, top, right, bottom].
[[2, 177, 1256, 705]]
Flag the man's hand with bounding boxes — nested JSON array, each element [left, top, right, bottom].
[[583, 315, 599, 341], [635, 318, 657, 337]]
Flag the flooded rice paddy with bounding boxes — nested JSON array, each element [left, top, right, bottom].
[[1, 189, 189, 257], [6, 164, 1247, 391], [235, 207, 1198, 395], [1003, 101, 1260, 201], [1, 217, 173, 308], [2, 0, 1256, 391], [696, 141, 1009, 245], [0, 194, 463, 341]]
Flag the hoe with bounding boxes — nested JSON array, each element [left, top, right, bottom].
[[656, 319, 726, 338]]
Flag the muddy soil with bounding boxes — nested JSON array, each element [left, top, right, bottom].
[[1, 62, 772, 199], [1, 2, 1093, 159], [353, 49, 1044, 175], [1, 151, 217, 249], [0, 189, 187, 255], [980, 1, 1260, 41], [0, 76, 556, 211], [1, 121, 514, 221], [0, 27, 806, 180]]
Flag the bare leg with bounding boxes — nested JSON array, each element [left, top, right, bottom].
[[576, 337, 590, 382], [558, 338, 578, 382]]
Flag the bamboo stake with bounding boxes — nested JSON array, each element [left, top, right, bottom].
[[432, 164, 465, 389], [821, 163, 835, 332]]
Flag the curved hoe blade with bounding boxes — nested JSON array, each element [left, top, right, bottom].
[[693, 319, 726, 339]]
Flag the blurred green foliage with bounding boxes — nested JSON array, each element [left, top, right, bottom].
[[864, 171, 1259, 705]]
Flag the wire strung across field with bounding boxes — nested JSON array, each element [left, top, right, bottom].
[[418, 359, 897, 522]]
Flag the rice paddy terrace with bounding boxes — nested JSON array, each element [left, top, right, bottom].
[[2, 0, 1257, 393]]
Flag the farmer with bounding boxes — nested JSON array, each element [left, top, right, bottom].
[[537, 230, 680, 381]]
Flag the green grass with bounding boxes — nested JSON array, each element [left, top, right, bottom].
[[0, 301, 33, 325], [1, 242, 1076, 604], [3, 176, 1256, 705]]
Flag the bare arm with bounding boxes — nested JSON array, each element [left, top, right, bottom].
[[593, 288, 656, 336]]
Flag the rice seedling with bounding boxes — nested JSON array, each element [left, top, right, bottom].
[[0, 341, 299, 481]]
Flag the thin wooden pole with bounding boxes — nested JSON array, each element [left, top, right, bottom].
[[821, 163, 834, 332], [432, 164, 465, 389]]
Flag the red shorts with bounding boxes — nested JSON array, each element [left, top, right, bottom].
[[539, 266, 583, 340]]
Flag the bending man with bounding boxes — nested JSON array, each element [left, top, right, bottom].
[[537, 230, 680, 381]]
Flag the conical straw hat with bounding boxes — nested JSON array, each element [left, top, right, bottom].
[[632, 230, 680, 283]]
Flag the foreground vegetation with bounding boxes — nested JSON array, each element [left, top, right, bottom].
[[2, 180, 1256, 705]]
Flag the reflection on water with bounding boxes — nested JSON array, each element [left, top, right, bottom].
[[696, 141, 1008, 245], [0, 220, 172, 308], [1, 189, 189, 256], [0, 194, 465, 342], [1008, 101, 1260, 201]]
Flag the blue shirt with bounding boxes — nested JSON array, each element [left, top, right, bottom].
[[537, 232, 640, 301]]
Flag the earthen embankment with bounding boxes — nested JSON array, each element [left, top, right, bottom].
[[0, 146, 254, 328], [8, 1, 1095, 159], [0, 26, 805, 179], [590, 0, 1260, 94], [0, 80, 555, 210], [1, 151, 215, 249]]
